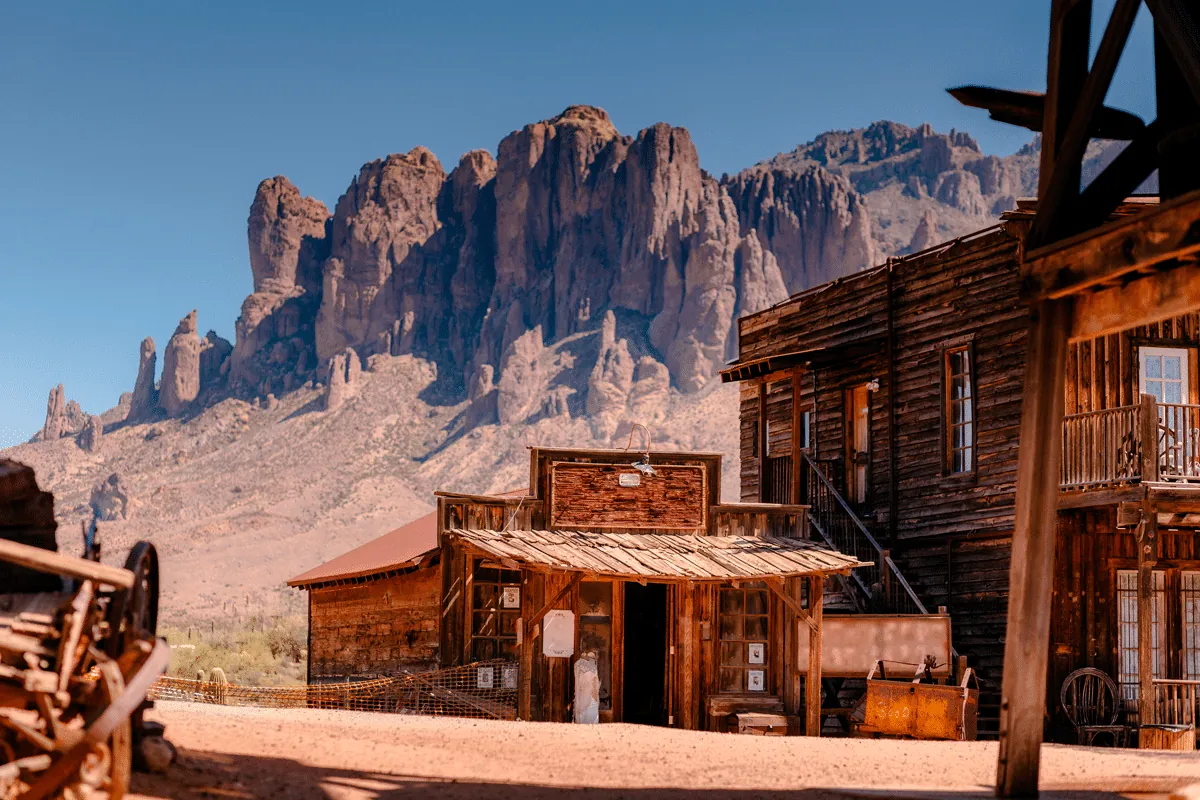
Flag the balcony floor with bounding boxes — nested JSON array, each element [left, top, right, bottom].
[[1059, 479, 1200, 522]]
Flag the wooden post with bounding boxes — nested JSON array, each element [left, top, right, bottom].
[[1140, 393, 1160, 481], [758, 380, 768, 502], [806, 574, 824, 736], [1138, 499, 1160, 726], [680, 582, 695, 730], [996, 298, 1072, 798]]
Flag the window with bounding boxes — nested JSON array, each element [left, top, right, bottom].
[[1140, 346, 1190, 405], [1184, 572, 1200, 680], [470, 562, 521, 662], [944, 346, 975, 474], [719, 582, 769, 693], [1116, 569, 1166, 702]]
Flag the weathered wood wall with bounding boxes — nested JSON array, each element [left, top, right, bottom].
[[1066, 313, 1200, 413], [308, 565, 440, 680], [549, 463, 707, 532]]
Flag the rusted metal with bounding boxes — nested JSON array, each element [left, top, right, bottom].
[[860, 661, 979, 741]]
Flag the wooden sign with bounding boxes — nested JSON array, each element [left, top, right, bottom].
[[548, 462, 707, 531]]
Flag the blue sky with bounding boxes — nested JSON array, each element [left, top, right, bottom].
[[0, 1, 1157, 446]]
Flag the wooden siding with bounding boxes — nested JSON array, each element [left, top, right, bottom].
[[308, 566, 440, 680], [548, 462, 707, 532]]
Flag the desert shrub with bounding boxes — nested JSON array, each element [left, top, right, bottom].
[[161, 614, 307, 686]]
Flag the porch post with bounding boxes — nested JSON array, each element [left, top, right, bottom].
[[1138, 499, 1159, 726], [806, 574, 824, 736], [996, 298, 1072, 797]]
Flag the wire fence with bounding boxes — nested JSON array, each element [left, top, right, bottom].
[[148, 659, 519, 720]]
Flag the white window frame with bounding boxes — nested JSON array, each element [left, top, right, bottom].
[[1184, 571, 1200, 680], [1140, 346, 1190, 406]]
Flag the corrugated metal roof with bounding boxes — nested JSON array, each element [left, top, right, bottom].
[[447, 528, 865, 581], [287, 513, 438, 588]]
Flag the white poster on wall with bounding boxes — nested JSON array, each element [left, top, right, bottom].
[[542, 609, 575, 658], [501, 586, 520, 609]]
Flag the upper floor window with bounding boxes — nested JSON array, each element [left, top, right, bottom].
[[1140, 346, 1190, 405], [944, 346, 975, 474]]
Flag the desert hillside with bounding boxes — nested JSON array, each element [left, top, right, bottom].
[[5, 107, 1120, 620]]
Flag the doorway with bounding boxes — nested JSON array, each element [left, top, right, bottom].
[[622, 582, 668, 725], [845, 385, 871, 504]]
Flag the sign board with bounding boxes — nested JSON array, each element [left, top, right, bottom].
[[543, 609, 575, 658], [618, 472, 641, 487], [796, 615, 952, 678], [548, 462, 707, 531]]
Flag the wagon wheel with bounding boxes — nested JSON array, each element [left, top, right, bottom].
[[106, 541, 160, 659]]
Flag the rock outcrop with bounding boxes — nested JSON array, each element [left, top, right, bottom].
[[496, 327, 549, 425], [907, 210, 939, 254], [40, 385, 66, 440], [90, 473, 130, 521], [199, 331, 233, 391], [128, 337, 158, 421], [231, 177, 330, 394], [323, 348, 362, 412], [80, 415, 103, 453], [160, 311, 202, 416], [724, 165, 875, 291]]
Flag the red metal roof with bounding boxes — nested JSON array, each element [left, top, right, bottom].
[[286, 487, 530, 588], [286, 513, 438, 588]]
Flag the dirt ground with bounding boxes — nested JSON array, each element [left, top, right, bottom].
[[127, 701, 1200, 800]]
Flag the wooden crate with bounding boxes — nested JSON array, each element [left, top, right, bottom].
[[732, 712, 804, 736], [1139, 724, 1196, 751]]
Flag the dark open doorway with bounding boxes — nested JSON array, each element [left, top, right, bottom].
[[622, 582, 668, 725]]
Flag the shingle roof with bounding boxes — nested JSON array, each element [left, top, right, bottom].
[[287, 513, 438, 588], [446, 527, 865, 581]]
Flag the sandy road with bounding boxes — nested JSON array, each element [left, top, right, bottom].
[[128, 701, 1200, 799]]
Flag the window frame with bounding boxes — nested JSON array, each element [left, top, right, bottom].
[[468, 559, 522, 663], [1138, 345, 1191, 406], [717, 581, 771, 694], [1115, 568, 1167, 703], [942, 343, 977, 478]]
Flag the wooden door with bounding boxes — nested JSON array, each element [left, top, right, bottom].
[[845, 386, 870, 505]]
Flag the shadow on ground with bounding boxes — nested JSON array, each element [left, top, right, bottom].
[[130, 748, 1191, 800]]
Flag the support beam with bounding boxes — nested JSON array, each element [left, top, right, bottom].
[[1137, 501, 1160, 726], [996, 298, 1072, 798], [805, 574, 824, 737], [1031, 0, 1140, 247], [1145, 0, 1200, 106]]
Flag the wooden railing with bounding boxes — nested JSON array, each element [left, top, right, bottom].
[[712, 504, 808, 539], [1060, 395, 1200, 490], [1153, 678, 1200, 729], [801, 453, 928, 616]]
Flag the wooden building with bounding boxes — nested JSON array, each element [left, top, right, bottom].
[[722, 199, 1200, 741], [435, 446, 864, 731], [287, 514, 442, 683]]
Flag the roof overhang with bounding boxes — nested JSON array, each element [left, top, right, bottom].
[[720, 336, 888, 383], [446, 527, 866, 582]]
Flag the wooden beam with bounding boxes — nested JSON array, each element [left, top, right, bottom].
[[1036, 0, 1093, 203], [1023, 188, 1200, 302], [996, 298, 1072, 798], [805, 575, 824, 737], [1137, 500, 1159, 725], [757, 380, 767, 502], [1144, 0, 1200, 106], [766, 579, 817, 632], [1140, 393, 1161, 483], [1070, 260, 1200, 340], [0, 539, 133, 589], [1030, 0, 1141, 248]]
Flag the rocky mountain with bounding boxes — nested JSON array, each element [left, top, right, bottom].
[[8, 108, 1149, 619]]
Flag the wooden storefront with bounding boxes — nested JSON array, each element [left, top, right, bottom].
[[436, 447, 862, 732]]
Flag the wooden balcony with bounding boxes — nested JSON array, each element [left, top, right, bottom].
[[1060, 394, 1200, 505]]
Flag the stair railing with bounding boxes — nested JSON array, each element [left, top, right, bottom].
[[802, 452, 928, 616]]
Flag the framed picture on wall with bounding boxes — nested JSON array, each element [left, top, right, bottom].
[[748, 643, 765, 665], [747, 669, 765, 692], [501, 586, 520, 609]]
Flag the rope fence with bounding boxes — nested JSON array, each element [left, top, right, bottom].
[[148, 659, 519, 720]]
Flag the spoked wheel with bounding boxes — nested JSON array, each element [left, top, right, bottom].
[[106, 542, 160, 658]]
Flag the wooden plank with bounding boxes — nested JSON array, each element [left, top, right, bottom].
[[0, 538, 133, 589], [1071, 262, 1200, 341], [996, 297, 1072, 797], [1137, 497, 1159, 726]]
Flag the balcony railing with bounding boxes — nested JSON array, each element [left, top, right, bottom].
[[1060, 395, 1200, 490], [1153, 678, 1200, 730]]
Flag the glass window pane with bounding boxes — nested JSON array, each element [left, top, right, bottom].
[[719, 614, 743, 640], [473, 583, 497, 610], [720, 589, 743, 615], [1166, 382, 1182, 404], [1165, 357, 1181, 381], [1146, 356, 1162, 379], [719, 668, 743, 692], [473, 611, 497, 636], [962, 447, 973, 473], [745, 590, 768, 615], [720, 641, 743, 666], [745, 617, 769, 640], [1146, 380, 1164, 401]]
